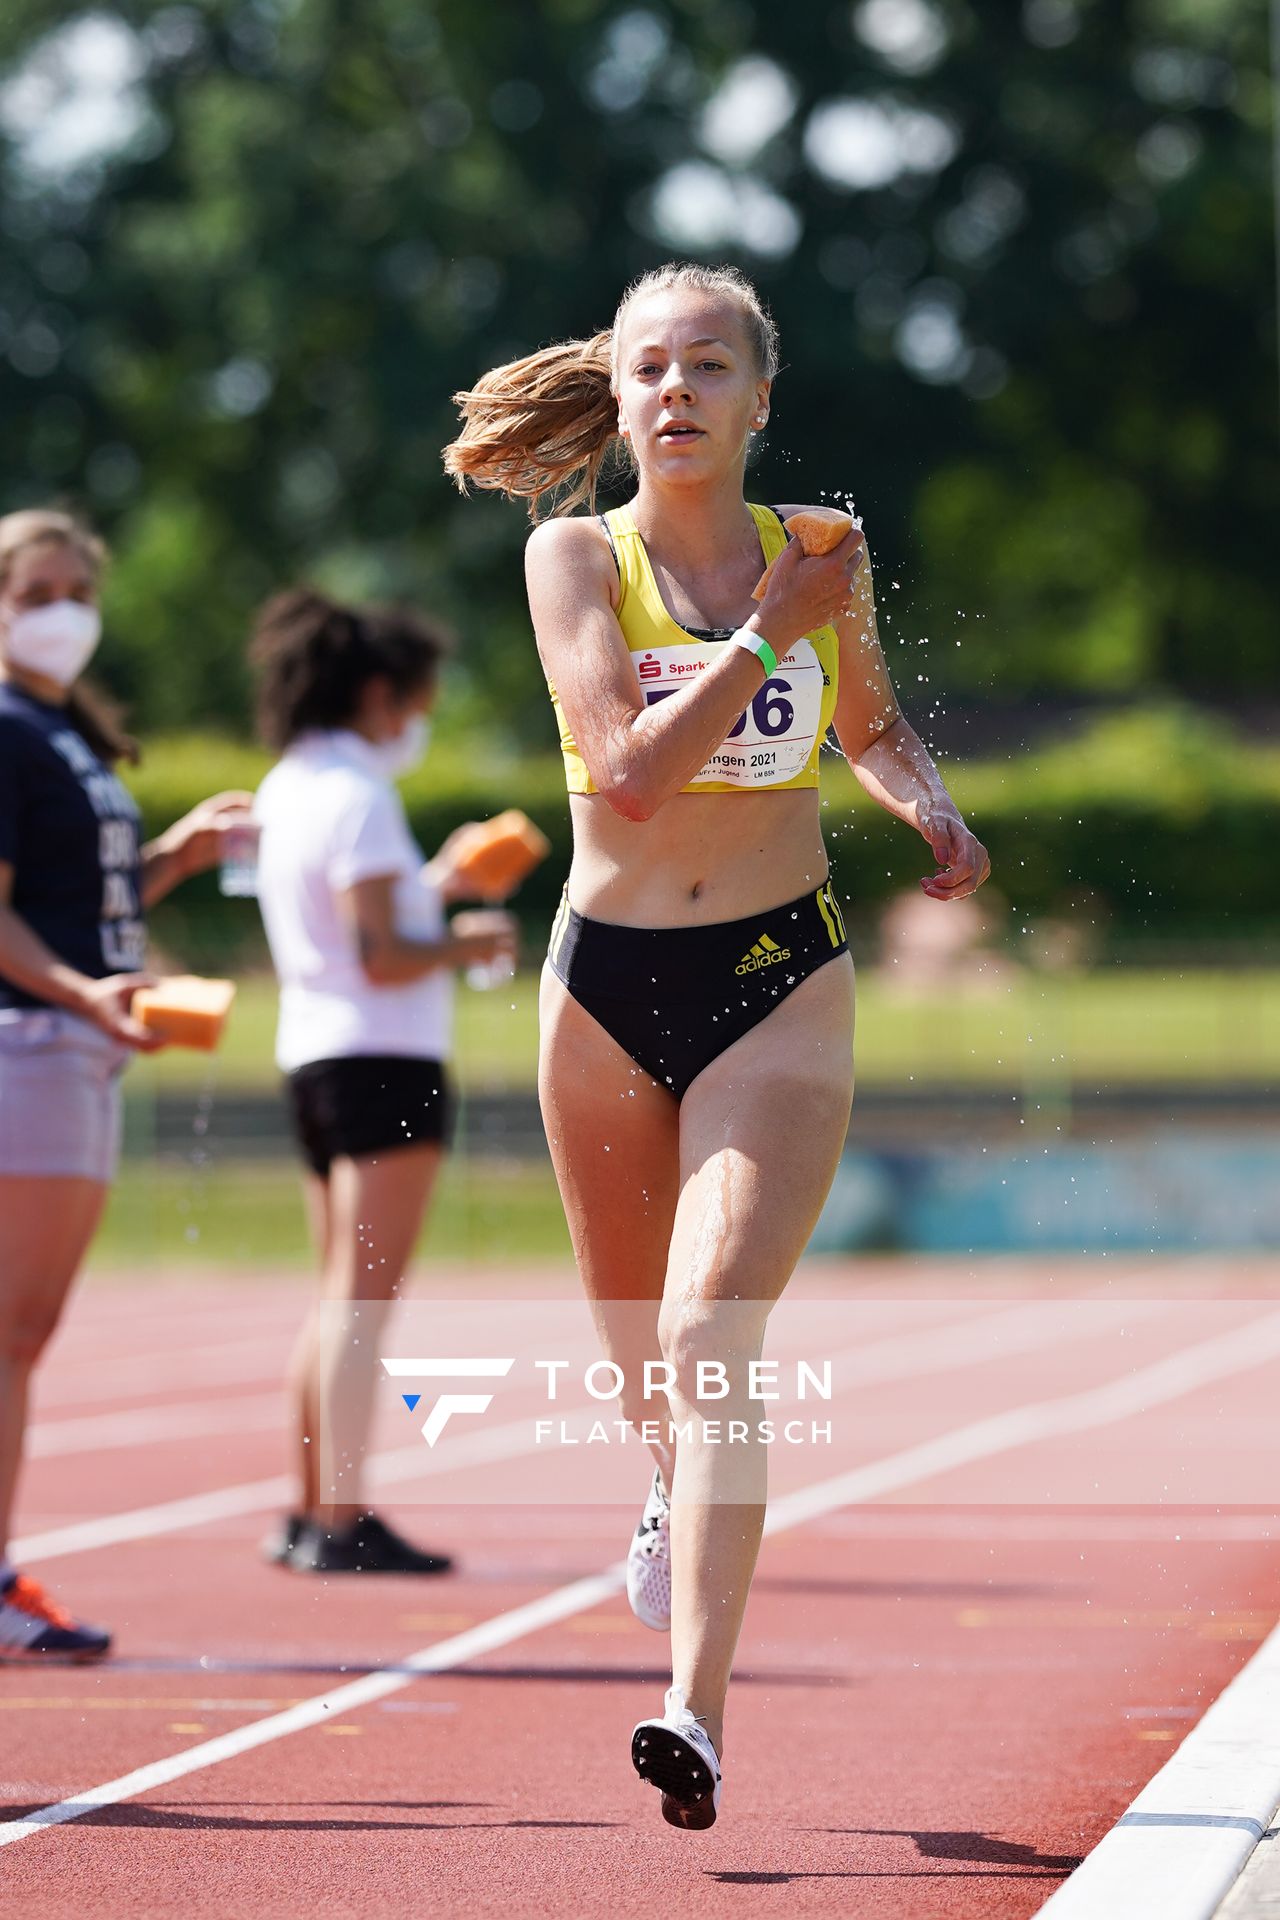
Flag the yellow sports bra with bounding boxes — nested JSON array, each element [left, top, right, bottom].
[[550, 501, 843, 796]]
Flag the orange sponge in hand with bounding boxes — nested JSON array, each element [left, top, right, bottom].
[[448, 810, 551, 900], [752, 507, 856, 601], [132, 976, 236, 1051]]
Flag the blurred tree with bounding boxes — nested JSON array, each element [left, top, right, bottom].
[[0, 0, 1273, 739]]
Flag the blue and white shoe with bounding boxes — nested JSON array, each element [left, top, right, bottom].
[[626, 1469, 671, 1632], [631, 1684, 723, 1830], [0, 1571, 110, 1662]]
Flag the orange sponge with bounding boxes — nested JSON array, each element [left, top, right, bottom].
[[752, 507, 855, 601], [448, 810, 551, 900], [132, 976, 236, 1051]]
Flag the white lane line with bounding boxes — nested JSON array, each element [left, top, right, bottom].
[[812, 1513, 1280, 1543], [1035, 1622, 1280, 1920], [833, 1295, 1167, 1390], [15, 1298, 1121, 1562], [24, 1299, 1101, 1464], [32, 1338, 290, 1410], [30, 1294, 627, 1417], [14, 1475, 294, 1565], [6, 1306, 1280, 1852], [12, 1397, 592, 1565], [0, 1566, 627, 1848], [34, 1297, 562, 1409], [762, 1306, 1280, 1535], [29, 1396, 283, 1459]]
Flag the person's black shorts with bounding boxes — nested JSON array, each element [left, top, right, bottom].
[[285, 1055, 454, 1177], [547, 881, 850, 1101]]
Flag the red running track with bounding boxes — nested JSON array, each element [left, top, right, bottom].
[[3, 1256, 1280, 1919]]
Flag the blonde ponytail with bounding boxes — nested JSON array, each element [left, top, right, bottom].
[[443, 331, 619, 521], [443, 262, 780, 522]]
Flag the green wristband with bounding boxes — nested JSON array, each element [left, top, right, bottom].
[[730, 627, 778, 681]]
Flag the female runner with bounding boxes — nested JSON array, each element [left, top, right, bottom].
[[250, 589, 517, 1574], [0, 506, 250, 1658], [445, 263, 989, 1828]]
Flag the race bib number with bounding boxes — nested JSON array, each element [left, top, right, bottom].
[[634, 639, 824, 788]]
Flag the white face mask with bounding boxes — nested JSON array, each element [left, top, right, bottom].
[[2, 599, 102, 686], [371, 714, 431, 779]]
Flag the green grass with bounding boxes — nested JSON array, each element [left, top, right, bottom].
[[96, 965, 1280, 1271], [95, 1156, 572, 1271], [856, 968, 1280, 1088], [129, 966, 1280, 1100]]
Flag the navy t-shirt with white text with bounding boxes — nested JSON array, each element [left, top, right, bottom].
[[0, 684, 145, 1011]]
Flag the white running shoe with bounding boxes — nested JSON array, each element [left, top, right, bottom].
[[625, 1469, 671, 1632], [631, 1684, 723, 1830]]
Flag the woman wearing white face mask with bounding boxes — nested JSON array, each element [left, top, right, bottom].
[[0, 507, 251, 1661], [250, 588, 517, 1573]]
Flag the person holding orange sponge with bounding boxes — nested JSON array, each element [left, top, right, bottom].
[[249, 588, 520, 1576], [447, 810, 551, 902], [131, 976, 237, 1050], [0, 506, 251, 1663]]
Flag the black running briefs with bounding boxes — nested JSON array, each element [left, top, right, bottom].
[[547, 883, 849, 1101], [286, 1054, 453, 1176]]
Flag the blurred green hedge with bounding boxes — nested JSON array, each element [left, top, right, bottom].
[[128, 705, 1280, 970]]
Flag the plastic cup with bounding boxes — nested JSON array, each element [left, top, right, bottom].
[[218, 823, 260, 898]]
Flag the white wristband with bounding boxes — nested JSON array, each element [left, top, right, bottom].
[[729, 627, 778, 680]]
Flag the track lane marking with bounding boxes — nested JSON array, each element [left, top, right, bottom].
[[16, 1297, 1146, 1560], [29, 1395, 284, 1459], [32, 1297, 567, 1411], [6, 1306, 1280, 1851], [31, 1338, 293, 1411], [13, 1402, 588, 1564], [31, 1293, 575, 1411], [0, 1569, 626, 1847], [761, 1306, 1280, 1536], [813, 1514, 1280, 1542], [1036, 1619, 1280, 1920], [24, 1297, 1096, 1461]]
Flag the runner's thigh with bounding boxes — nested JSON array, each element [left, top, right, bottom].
[[539, 966, 680, 1305], [667, 955, 855, 1310]]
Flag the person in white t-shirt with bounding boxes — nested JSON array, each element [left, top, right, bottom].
[[250, 588, 516, 1575]]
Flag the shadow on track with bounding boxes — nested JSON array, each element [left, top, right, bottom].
[[103, 1656, 851, 1688], [824, 1829, 1083, 1870], [706, 1831, 1083, 1887], [1, 1802, 622, 1833], [750, 1574, 1071, 1601]]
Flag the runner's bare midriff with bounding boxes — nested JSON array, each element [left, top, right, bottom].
[[566, 788, 829, 927]]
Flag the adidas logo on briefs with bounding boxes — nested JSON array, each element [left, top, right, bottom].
[[736, 933, 791, 975]]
